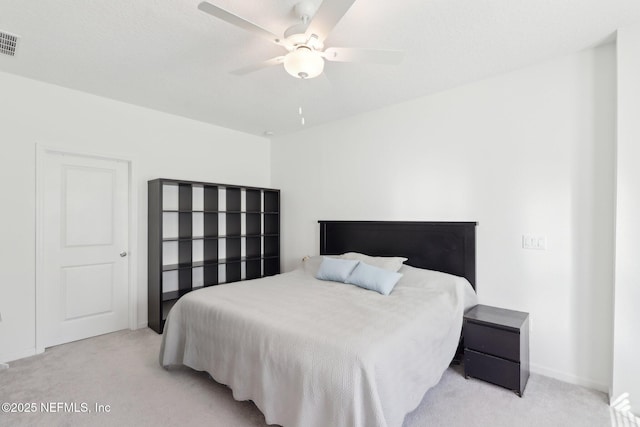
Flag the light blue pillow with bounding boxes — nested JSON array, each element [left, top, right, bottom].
[[345, 262, 403, 295], [315, 257, 360, 282]]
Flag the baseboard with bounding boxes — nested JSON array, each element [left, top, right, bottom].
[[136, 321, 148, 330], [0, 347, 38, 364], [530, 362, 608, 392]]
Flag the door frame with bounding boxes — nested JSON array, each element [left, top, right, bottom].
[[35, 144, 138, 353]]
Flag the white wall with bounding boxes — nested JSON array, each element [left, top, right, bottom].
[[612, 26, 640, 415], [0, 71, 270, 363], [271, 45, 616, 390]]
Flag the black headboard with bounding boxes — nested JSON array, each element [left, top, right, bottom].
[[319, 221, 477, 290]]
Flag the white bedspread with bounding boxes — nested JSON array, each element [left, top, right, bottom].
[[160, 263, 477, 427]]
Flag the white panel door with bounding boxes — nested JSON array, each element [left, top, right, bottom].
[[42, 151, 129, 348]]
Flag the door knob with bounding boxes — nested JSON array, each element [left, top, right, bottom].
[[120, 251, 128, 257]]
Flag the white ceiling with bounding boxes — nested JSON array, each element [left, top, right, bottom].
[[1, 0, 639, 136]]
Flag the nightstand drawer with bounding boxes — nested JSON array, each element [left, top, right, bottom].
[[464, 321, 520, 361], [465, 349, 520, 391]]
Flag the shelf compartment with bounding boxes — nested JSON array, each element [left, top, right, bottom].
[[162, 184, 179, 211], [162, 241, 179, 266], [192, 266, 204, 288], [192, 239, 204, 263], [178, 183, 192, 211], [264, 257, 280, 277], [226, 187, 241, 212], [218, 211, 226, 237], [179, 267, 192, 290], [204, 186, 218, 211], [204, 264, 218, 287], [246, 189, 261, 212], [162, 268, 191, 300], [246, 259, 261, 280], [246, 236, 261, 259], [204, 212, 218, 238], [162, 270, 179, 292], [226, 237, 241, 260], [226, 262, 241, 283], [178, 240, 192, 265], [192, 212, 204, 238], [218, 187, 227, 211], [246, 213, 261, 235], [218, 264, 226, 284], [192, 185, 204, 211], [263, 235, 279, 258], [178, 212, 192, 239], [162, 212, 179, 239], [264, 191, 279, 213], [204, 239, 218, 263], [226, 213, 241, 236], [264, 213, 279, 235]]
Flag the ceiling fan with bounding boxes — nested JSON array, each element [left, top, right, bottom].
[[198, 0, 404, 79]]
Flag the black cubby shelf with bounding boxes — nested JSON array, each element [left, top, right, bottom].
[[148, 178, 281, 334], [162, 234, 276, 241]]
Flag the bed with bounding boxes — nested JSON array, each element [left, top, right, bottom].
[[160, 221, 478, 427]]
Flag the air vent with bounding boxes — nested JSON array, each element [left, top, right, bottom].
[[0, 31, 19, 57]]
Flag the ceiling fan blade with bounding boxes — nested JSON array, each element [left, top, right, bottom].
[[198, 2, 285, 47], [230, 56, 285, 76], [305, 0, 356, 43], [323, 47, 405, 64]]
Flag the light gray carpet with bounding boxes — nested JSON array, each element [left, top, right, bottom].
[[0, 328, 620, 426]]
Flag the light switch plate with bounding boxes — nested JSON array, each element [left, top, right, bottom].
[[522, 235, 547, 250]]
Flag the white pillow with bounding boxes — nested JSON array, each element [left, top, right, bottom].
[[339, 252, 407, 272]]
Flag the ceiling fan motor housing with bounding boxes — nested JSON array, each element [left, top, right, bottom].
[[284, 46, 324, 79]]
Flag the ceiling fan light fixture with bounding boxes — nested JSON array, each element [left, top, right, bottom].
[[284, 47, 324, 79]]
